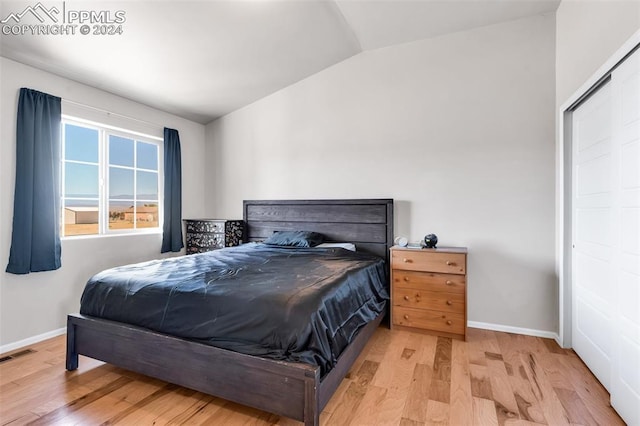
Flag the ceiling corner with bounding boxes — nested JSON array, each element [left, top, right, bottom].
[[330, 0, 363, 54]]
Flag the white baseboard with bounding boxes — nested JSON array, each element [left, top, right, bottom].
[[0, 327, 66, 355], [468, 321, 560, 341]]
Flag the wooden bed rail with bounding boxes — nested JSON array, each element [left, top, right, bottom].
[[66, 314, 320, 424], [66, 310, 384, 425]]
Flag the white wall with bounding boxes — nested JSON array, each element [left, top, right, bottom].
[[556, 0, 640, 108], [0, 57, 206, 348], [206, 15, 558, 333]]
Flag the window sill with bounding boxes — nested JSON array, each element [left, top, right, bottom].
[[61, 229, 163, 241]]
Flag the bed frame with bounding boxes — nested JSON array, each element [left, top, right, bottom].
[[66, 199, 393, 425]]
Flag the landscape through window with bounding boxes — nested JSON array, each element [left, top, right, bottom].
[[62, 120, 161, 237]]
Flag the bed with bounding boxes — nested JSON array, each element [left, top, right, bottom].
[[66, 199, 394, 425]]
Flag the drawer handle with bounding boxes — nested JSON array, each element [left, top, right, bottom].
[[446, 280, 453, 285], [404, 314, 409, 320], [403, 258, 412, 263], [446, 260, 455, 266], [446, 320, 452, 325], [404, 296, 410, 301], [446, 300, 452, 305], [403, 277, 410, 282]]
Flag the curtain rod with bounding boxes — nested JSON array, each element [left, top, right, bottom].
[[62, 98, 165, 130]]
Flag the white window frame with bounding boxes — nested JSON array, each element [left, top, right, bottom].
[[61, 115, 164, 239]]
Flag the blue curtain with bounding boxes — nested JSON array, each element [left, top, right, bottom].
[[6, 88, 62, 274], [161, 127, 184, 253]]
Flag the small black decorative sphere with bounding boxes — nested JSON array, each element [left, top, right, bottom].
[[423, 234, 438, 248]]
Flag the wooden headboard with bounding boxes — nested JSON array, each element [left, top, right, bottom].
[[243, 199, 394, 263]]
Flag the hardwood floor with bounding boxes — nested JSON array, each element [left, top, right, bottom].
[[0, 327, 624, 425]]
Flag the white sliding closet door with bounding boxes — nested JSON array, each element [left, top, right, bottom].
[[571, 47, 640, 425], [610, 48, 640, 426], [572, 81, 614, 391]]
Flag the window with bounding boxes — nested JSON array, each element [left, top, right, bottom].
[[61, 119, 162, 237]]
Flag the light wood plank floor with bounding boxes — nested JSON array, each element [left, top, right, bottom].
[[0, 327, 624, 425]]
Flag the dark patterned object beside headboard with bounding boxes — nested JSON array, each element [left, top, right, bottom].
[[243, 199, 394, 264]]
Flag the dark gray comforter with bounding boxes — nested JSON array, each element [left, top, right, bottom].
[[80, 243, 388, 376]]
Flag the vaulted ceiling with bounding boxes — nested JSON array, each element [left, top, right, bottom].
[[0, 1, 560, 123]]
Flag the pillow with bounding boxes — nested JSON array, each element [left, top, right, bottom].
[[263, 231, 325, 247], [316, 242, 356, 252]]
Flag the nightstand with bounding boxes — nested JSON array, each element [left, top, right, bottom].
[[390, 245, 467, 340], [183, 219, 244, 254]]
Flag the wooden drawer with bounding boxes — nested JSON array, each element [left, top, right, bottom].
[[392, 250, 465, 274], [185, 220, 225, 234], [392, 270, 465, 294], [393, 287, 464, 313], [185, 233, 224, 253], [393, 306, 465, 335]]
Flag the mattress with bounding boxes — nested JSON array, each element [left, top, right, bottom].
[[80, 243, 388, 376]]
